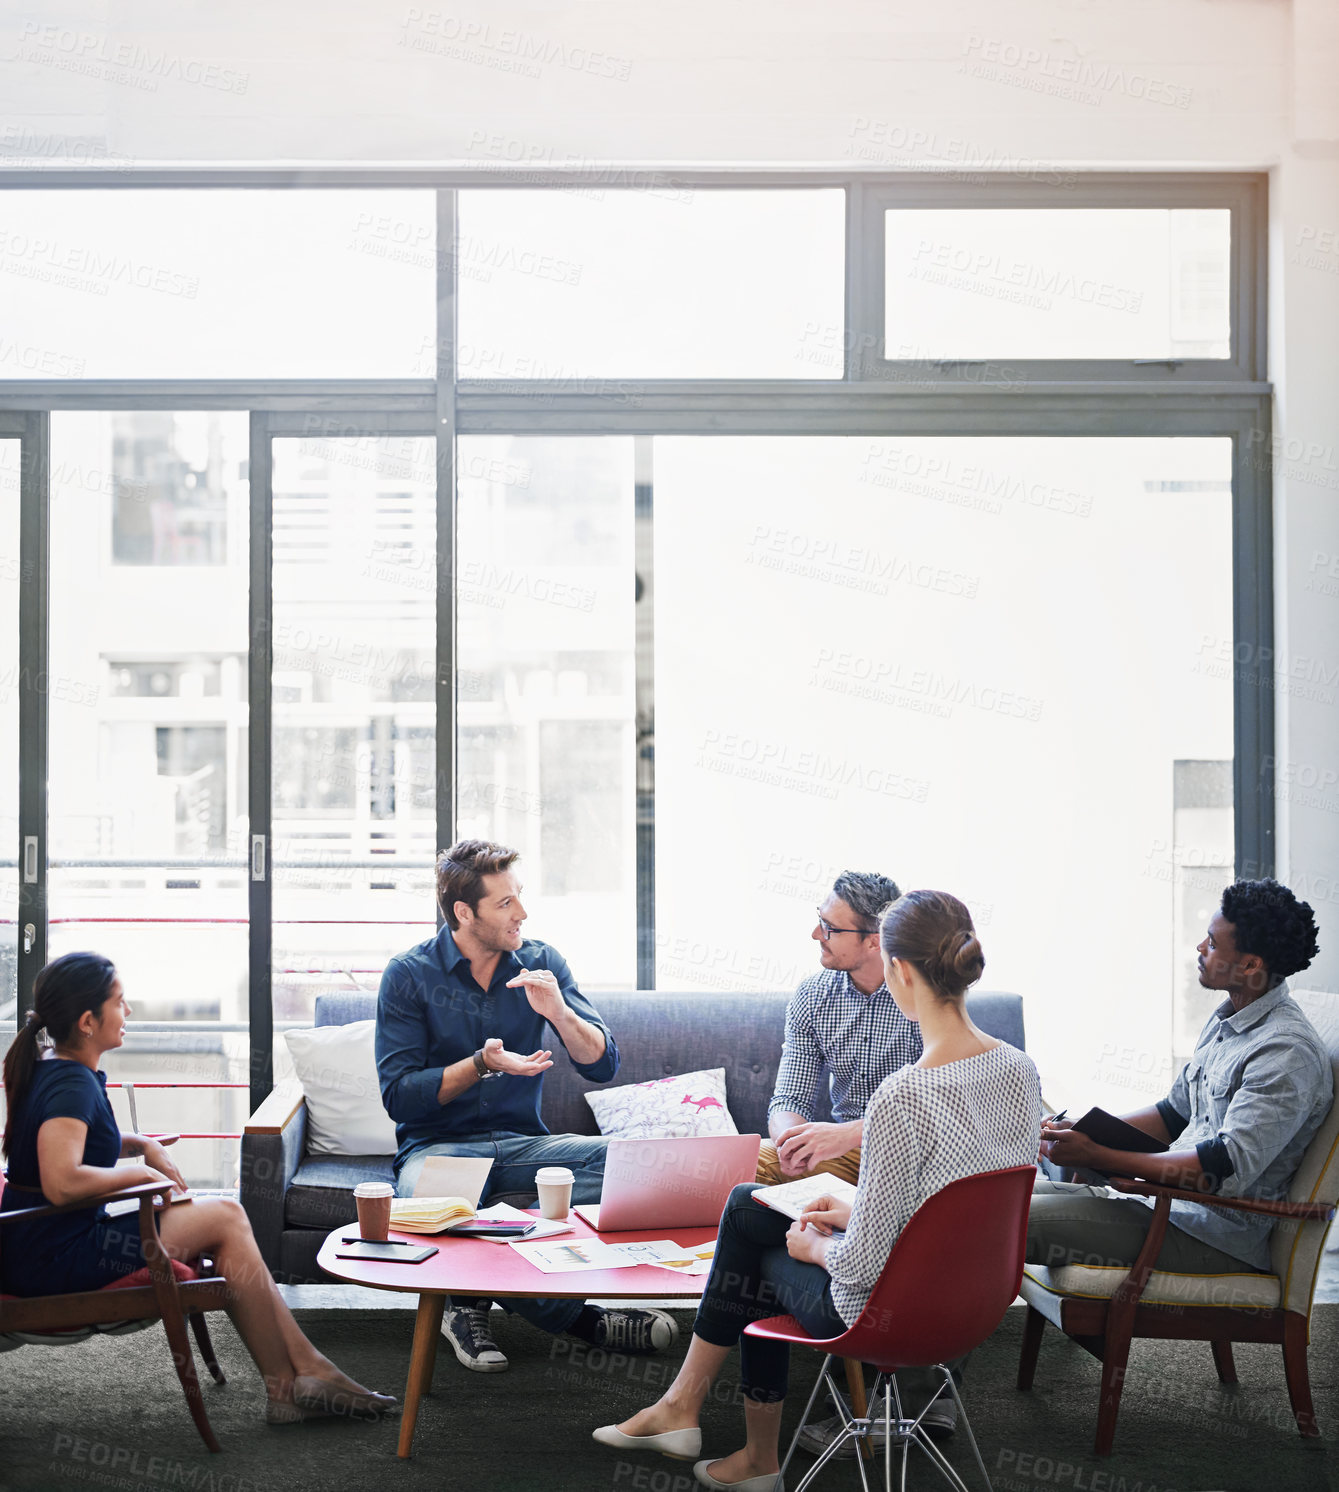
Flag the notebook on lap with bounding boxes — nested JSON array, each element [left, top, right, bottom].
[[575, 1134, 762, 1232]]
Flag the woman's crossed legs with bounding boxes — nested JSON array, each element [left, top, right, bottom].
[[609, 1185, 847, 1484], [156, 1198, 395, 1422]]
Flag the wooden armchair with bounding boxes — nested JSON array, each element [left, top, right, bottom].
[[1017, 989, 1339, 1455], [0, 1180, 230, 1451]]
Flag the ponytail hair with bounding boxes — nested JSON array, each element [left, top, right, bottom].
[[879, 890, 984, 1001], [3, 952, 117, 1157]]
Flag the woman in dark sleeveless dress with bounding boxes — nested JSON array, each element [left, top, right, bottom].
[[2, 952, 397, 1424]]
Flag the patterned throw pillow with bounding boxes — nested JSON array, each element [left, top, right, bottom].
[[583, 1068, 739, 1140]]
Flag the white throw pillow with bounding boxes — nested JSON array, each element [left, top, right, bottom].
[[584, 1068, 738, 1141], [284, 1021, 399, 1156]]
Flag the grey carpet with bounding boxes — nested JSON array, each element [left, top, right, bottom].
[[1, 1305, 1336, 1492]]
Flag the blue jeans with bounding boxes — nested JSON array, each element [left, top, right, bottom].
[[395, 1131, 611, 1336]]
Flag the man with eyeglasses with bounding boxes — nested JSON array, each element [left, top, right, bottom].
[[757, 869, 917, 1187], [759, 869, 955, 1454]]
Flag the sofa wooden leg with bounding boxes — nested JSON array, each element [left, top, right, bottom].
[[1017, 1306, 1046, 1390], [1282, 1312, 1319, 1437], [1210, 1340, 1237, 1386]]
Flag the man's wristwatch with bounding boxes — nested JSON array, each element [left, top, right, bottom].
[[472, 1048, 502, 1081]]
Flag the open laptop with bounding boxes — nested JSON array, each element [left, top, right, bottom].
[[575, 1134, 762, 1232]]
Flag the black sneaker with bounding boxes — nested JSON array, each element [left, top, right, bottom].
[[592, 1307, 679, 1354], [440, 1304, 509, 1373]]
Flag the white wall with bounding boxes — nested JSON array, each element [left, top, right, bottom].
[[2, 0, 1336, 986]]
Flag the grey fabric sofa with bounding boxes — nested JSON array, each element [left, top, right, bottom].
[[240, 989, 1027, 1283]]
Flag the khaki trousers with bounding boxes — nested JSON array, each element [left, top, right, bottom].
[[755, 1140, 862, 1187]]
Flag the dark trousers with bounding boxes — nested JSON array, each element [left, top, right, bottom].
[[694, 1184, 849, 1402]]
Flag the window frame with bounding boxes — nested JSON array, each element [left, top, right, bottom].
[[0, 170, 1272, 1109], [855, 172, 1266, 386]]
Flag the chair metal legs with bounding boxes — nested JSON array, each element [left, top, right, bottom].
[[778, 1355, 874, 1492], [778, 1359, 992, 1492]]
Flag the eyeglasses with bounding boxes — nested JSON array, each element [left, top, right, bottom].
[[815, 910, 876, 941]]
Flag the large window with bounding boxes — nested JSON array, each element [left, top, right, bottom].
[[884, 209, 1231, 359], [270, 435, 437, 1024], [47, 411, 251, 1184], [0, 173, 1271, 1125], [0, 191, 436, 378], [457, 190, 846, 379], [457, 436, 636, 985], [654, 435, 1233, 1112]]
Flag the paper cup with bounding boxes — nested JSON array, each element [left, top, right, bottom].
[[534, 1166, 575, 1221], [353, 1181, 394, 1241]]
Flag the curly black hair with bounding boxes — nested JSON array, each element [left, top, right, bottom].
[[1220, 879, 1320, 982]]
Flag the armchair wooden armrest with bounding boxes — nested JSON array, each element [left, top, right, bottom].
[[0, 1179, 175, 1224], [1107, 1178, 1335, 1222], [243, 1080, 305, 1136]]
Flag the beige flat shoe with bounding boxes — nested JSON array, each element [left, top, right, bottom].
[[592, 1422, 702, 1460], [693, 1459, 783, 1491]]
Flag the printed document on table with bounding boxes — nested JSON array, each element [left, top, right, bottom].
[[508, 1237, 685, 1274], [649, 1239, 718, 1276]]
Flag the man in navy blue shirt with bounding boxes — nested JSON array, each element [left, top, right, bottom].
[[376, 838, 676, 1373]]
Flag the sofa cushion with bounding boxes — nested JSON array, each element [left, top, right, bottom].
[[284, 1021, 398, 1156], [285, 1155, 396, 1231], [584, 1067, 739, 1140], [1021, 1263, 1281, 1314]]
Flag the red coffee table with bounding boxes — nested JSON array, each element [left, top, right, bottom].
[[317, 1213, 717, 1457]]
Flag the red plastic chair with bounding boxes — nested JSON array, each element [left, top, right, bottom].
[[745, 1165, 1036, 1492]]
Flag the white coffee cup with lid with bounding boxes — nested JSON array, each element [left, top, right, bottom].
[[535, 1166, 575, 1221]]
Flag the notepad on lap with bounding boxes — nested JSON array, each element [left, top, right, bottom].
[[752, 1175, 859, 1221], [1070, 1107, 1170, 1155], [1068, 1107, 1169, 1181]]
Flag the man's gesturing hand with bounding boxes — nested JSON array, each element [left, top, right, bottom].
[[505, 967, 567, 1023], [482, 1036, 553, 1077]]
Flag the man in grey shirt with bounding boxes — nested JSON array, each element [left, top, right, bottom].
[[1036, 878, 1331, 1274]]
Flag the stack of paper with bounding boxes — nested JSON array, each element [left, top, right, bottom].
[[456, 1202, 575, 1242], [389, 1196, 475, 1233]]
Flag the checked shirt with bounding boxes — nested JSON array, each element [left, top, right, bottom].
[[768, 967, 924, 1127]]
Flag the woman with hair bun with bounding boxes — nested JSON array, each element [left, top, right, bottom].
[[593, 890, 1042, 1491], [2, 952, 397, 1425]]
